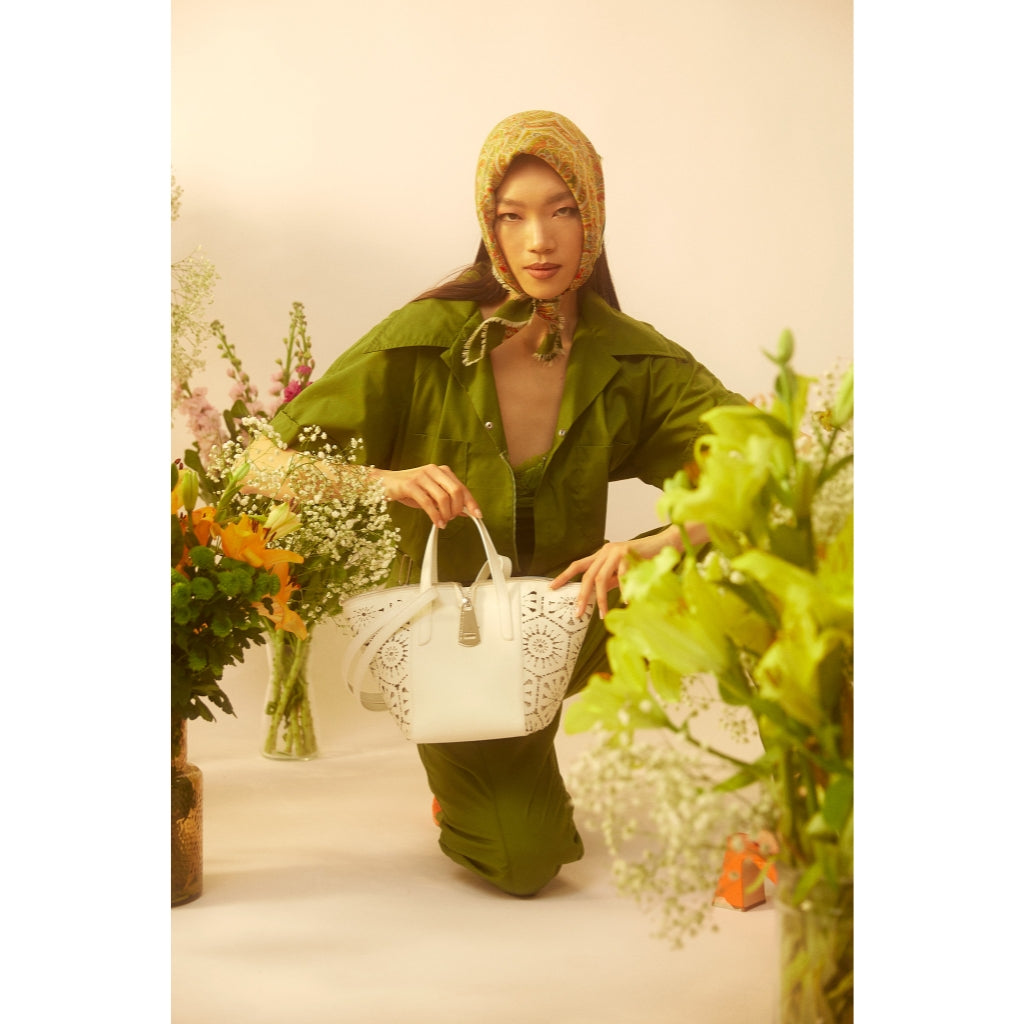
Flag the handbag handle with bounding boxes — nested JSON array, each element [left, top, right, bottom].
[[342, 517, 515, 705], [420, 516, 509, 590], [419, 517, 513, 639]]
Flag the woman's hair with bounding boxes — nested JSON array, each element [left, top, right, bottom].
[[415, 240, 621, 310]]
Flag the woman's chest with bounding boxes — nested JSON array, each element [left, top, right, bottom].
[[489, 340, 569, 465]]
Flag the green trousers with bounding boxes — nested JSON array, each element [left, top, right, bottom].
[[416, 592, 618, 897]]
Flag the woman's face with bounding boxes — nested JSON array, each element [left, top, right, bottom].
[[494, 156, 583, 301]]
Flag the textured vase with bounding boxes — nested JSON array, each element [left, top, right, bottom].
[[776, 873, 853, 1024], [262, 630, 318, 760], [171, 715, 203, 906]]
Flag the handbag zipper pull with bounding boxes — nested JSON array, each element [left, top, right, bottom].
[[458, 594, 481, 647]]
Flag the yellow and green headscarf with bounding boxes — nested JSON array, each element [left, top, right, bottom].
[[462, 110, 605, 365]]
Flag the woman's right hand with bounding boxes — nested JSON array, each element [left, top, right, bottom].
[[371, 464, 482, 530]]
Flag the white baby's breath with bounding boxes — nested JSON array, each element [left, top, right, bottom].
[[566, 734, 773, 948], [211, 421, 400, 627]]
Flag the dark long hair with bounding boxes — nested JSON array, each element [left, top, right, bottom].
[[415, 240, 621, 311]]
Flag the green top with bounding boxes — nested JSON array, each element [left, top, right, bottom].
[[272, 290, 746, 585]]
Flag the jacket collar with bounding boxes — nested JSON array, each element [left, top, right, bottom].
[[368, 291, 687, 468], [366, 292, 684, 361]]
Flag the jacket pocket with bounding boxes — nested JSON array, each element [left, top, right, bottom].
[[394, 434, 470, 479]]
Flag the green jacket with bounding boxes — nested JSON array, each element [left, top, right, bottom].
[[272, 291, 745, 585]]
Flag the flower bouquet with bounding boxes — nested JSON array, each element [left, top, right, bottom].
[[171, 460, 308, 725], [208, 422, 400, 759], [172, 180, 398, 757], [565, 333, 853, 1022], [171, 459, 307, 904]]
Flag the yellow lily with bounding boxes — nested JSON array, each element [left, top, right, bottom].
[[264, 502, 302, 542]]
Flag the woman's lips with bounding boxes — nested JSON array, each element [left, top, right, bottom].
[[523, 263, 561, 280]]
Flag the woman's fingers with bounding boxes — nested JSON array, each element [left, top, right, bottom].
[[377, 465, 481, 528], [551, 543, 631, 620]]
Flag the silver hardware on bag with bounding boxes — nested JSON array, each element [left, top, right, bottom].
[[458, 593, 480, 647]]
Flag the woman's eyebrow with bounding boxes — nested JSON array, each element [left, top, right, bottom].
[[496, 190, 576, 208]]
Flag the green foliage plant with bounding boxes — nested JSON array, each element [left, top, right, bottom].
[[566, 333, 852, 970]]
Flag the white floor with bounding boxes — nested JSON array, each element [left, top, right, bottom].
[[172, 624, 779, 1024]]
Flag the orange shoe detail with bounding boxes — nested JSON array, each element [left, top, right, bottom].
[[712, 832, 775, 911], [431, 796, 442, 827]]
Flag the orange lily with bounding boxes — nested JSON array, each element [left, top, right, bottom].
[[213, 514, 304, 571], [260, 562, 308, 639], [173, 507, 218, 572], [189, 507, 218, 548]]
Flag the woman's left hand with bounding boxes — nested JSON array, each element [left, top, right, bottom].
[[550, 525, 685, 621], [550, 542, 633, 621]]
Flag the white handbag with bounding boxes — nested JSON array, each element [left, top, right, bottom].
[[340, 517, 595, 743]]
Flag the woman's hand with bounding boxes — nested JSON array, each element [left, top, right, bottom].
[[371, 464, 482, 530], [550, 541, 636, 621], [550, 524, 702, 621]]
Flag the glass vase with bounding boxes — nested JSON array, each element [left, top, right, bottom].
[[171, 714, 203, 906], [262, 629, 318, 760], [775, 873, 853, 1024]]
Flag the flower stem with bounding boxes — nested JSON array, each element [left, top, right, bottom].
[[263, 630, 317, 758]]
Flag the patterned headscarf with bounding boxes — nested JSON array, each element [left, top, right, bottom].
[[462, 110, 605, 365]]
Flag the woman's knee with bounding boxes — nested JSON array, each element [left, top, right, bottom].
[[490, 851, 563, 898], [438, 827, 575, 897]]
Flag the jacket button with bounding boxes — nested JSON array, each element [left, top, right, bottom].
[[484, 421, 494, 429], [558, 428, 567, 436]]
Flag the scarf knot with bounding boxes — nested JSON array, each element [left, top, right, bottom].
[[461, 297, 565, 366]]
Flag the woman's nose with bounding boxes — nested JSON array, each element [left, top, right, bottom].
[[528, 222, 554, 253]]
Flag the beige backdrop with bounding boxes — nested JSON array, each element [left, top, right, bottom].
[[172, 1, 852, 440], [172, 0, 851, 714]]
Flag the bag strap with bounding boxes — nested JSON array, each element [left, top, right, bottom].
[[341, 584, 440, 708]]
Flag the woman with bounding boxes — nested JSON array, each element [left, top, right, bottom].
[[258, 110, 746, 896]]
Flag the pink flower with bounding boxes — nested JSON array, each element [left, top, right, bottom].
[[177, 387, 227, 462]]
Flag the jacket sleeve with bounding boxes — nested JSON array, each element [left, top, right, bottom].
[[610, 353, 748, 489], [269, 329, 418, 470]]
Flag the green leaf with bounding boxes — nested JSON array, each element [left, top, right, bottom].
[[171, 516, 185, 566], [790, 859, 825, 904], [714, 763, 768, 792], [821, 773, 853, 834], [731, 548, 852, 633], [832, 365, 853, 426], [766, 521, 815, 568], [647, 659, 683, 705], [563, 638, 672, 736], [818, 450, 853, 489]]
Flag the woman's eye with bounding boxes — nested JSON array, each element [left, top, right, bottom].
[[554, 206, 579, 218], [496, 211, 520, 222]]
